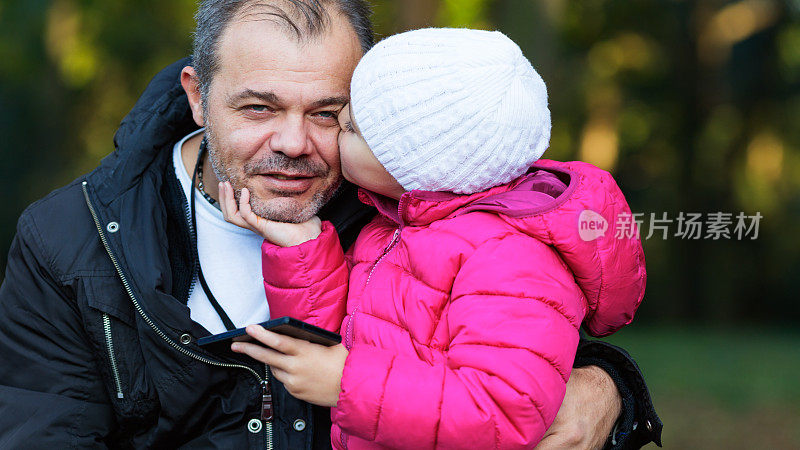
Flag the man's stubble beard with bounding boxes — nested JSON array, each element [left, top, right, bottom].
[[204, 118, 343, 224]]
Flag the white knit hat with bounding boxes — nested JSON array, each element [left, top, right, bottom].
[[350, 28, 551, 194]]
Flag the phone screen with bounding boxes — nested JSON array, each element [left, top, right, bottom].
[[197, 316, 341, 353]]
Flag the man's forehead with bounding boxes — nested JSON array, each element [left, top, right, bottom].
[[213, 16, 361, 102], [220, 21, 355, 73], [233, 0, 328, 39]]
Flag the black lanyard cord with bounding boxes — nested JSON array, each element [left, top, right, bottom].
[[190, 138, 237, 331]]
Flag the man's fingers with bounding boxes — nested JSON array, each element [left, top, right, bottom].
[[245, 325, 301, 356]]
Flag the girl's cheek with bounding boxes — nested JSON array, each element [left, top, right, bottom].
[[339, 139, 357, 168], [338, 142, 354, 178]]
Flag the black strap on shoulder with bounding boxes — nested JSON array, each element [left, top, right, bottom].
[[190, 138, 237, 331]]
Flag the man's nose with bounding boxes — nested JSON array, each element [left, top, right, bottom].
[[270, 115, 311, 158]]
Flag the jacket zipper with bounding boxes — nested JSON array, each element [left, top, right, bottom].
[[181, 185, 197, 301], [366, 228, 402, 286], [263, 365, 273, 450], [340, 227, 401, 450], [344, 228, 401, 350], [82, 181, 274, 444], [102, 313, 125, 399]]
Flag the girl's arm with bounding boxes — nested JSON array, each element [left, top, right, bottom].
[[219, 182, 349, 332], [260, 221, 349, 332], [334, 233, 587, 449]]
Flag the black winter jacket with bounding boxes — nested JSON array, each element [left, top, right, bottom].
[[0, 58, 661, 449]]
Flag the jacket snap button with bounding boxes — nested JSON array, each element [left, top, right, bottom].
[[247, 419, 262, 433], [106, 222, 120, 233], [293, 419, 306, 432], [179, 333, 192, 345]]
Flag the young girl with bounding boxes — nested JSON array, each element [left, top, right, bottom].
[[221, 28, 645, 449]]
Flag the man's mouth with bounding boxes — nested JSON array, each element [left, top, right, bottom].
[[269, 173, 311, 181], [253, 172, 318, 194]]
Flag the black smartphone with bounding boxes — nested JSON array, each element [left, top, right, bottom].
[[197, 316, 341, 353]]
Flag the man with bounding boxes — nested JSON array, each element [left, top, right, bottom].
[[0, 0, 661, 448]]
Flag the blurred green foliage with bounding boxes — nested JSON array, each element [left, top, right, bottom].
[[1, 0, 798, 328], [608, 325, 800, 448]]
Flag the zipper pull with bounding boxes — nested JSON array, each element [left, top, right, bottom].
[[261, 380, 273, 422], [385, 229, 400, 251]]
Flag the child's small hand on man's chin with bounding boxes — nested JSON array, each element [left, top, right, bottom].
[[218, 182, 322, 247]]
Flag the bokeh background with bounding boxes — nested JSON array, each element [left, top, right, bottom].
[[1, 0, 799, 447]]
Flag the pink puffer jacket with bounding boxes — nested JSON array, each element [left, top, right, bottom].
[[261, 160, 646, 449]]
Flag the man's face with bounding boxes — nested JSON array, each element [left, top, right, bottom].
[[202, 13, 363, 222]]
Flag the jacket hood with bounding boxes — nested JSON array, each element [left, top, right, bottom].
[[359, 159, 646, 336], [91, 57, 199, 205]]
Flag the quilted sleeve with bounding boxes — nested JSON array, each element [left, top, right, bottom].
[[261, 221, 349, 333], [531, 159, 646, 337], [333, 233, 587, 449]]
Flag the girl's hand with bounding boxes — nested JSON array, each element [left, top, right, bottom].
[[218, 182, 322, 247], [232, 325, 348, 407]]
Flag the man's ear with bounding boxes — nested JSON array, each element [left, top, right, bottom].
[[181, 66, 205, 127]]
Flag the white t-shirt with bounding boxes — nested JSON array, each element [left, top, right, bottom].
[[173, 129, 270, 334]]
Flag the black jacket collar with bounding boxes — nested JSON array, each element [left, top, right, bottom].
[[92, 57, 198, 207]]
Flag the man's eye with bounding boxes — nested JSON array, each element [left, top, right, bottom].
[[311, 110, 341, 127], [247, 105, 273, 113], [315, 111, 338, 119]]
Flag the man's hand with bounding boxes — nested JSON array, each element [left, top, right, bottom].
[[536, 365, 622, 450], [232, 325, 348, 407], [219, 182, 322, 247]]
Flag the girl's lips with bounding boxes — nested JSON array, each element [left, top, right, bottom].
[[254, 173, 315, 194]]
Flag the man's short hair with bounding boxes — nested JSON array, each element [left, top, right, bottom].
[[192, 0, 374, 101]]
